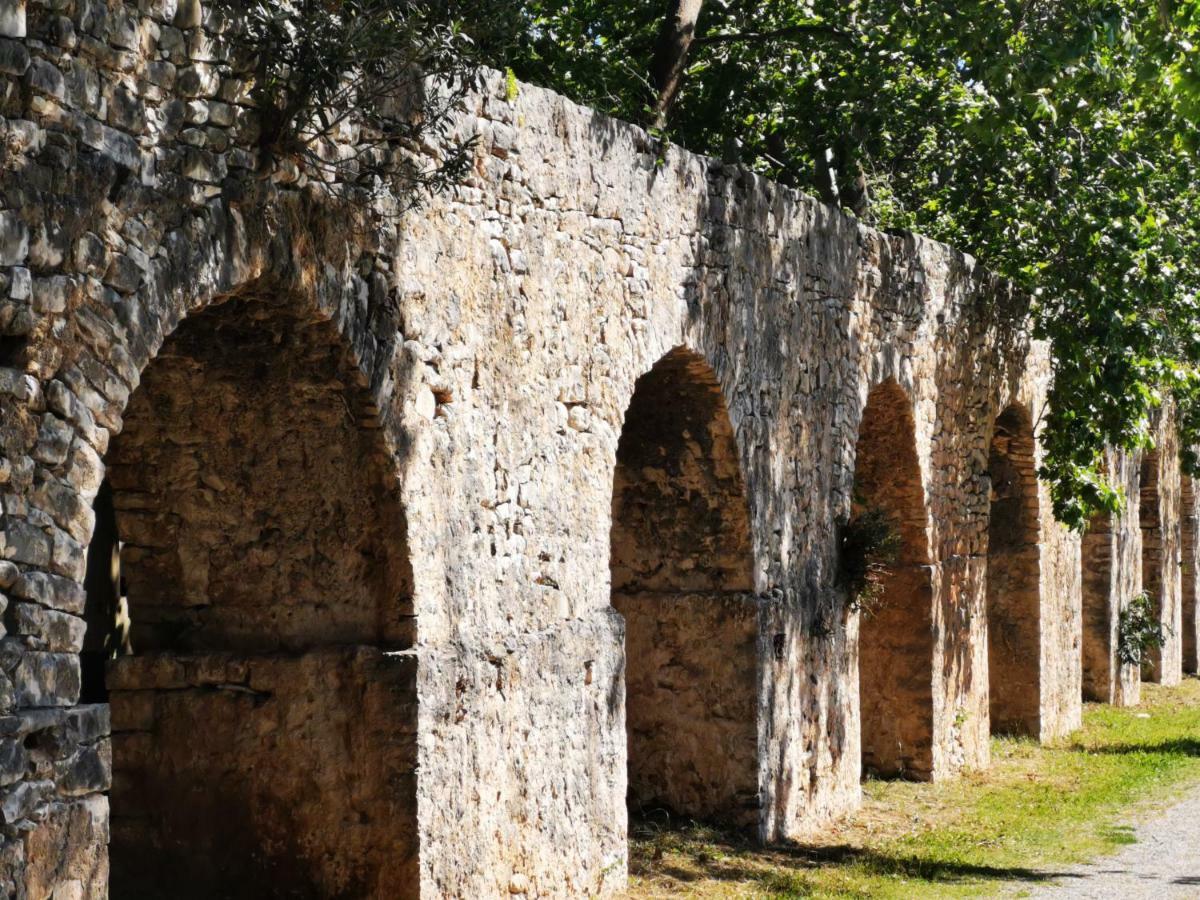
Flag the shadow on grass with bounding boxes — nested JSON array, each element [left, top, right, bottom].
[[1072, 738, 1200, 756], [1096, 824, 1137, 846], [630, 817, 1077, 890]]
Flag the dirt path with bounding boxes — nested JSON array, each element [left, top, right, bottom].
[[1025, 783, 1200, 898]]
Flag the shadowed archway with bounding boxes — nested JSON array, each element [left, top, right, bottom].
[[1181, 474, 1198, 674], [86, 294, 418, 899], [986, 405, 1042, 736], [853, 380, 935, 780], [611, 346, 759, 827]]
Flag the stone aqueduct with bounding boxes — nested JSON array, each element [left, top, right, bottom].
[[0, 2, 1196, 897]]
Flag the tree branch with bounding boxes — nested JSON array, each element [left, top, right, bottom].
[[650, 0, 705, 128], [692, 22, 849, 47]]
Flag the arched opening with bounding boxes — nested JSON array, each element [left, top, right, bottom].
[[1080, 451, 1141, 706], [1139, 449, 1181, 683], [611, 347, 758, 827], [1081, 507, 1118, 702], [90, 296, 417, 898], [1182, 474, 1198, 674], [853, 381, 935, 780], [986, 405, 1042, 736]]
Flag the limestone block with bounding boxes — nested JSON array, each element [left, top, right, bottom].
[[0, 737, 26, 786], [79, 118, 140, 170], [0, 779, 49, 825], [13, 652, 79, 707], [2, 521, 53, 569], [9, 267, 31, 301], [25, 59, 65, 101], [0, 37, 28, 76], [10, 604, 86, 653], [55, 738, 110, 796], [10, 572, 85, 616], [0, 211, 29, 267], [176, 63, 218, 98], [0, 2, 21, 39], [19, 795, 108, 900]]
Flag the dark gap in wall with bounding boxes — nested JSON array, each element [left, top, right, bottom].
[[81, 479, 121, 704], [0, 335, 28, 368]]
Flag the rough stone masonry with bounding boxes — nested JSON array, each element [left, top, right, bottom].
[[0, 0, 1187, 897]]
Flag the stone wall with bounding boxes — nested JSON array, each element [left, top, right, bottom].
[[0, 1, 1116, 896]]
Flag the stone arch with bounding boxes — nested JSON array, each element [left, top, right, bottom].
[[985, 404, 1042, 735], [853, 380, 935, 780], [610, 346, 759, 827], [1181, 473, 1198, 674], [83, 289, 418, 899]]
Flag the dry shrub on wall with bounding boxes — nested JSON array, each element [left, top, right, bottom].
[[839, 502, 902, 615]]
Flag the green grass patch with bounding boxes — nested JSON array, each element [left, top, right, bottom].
[[629, 678, 1200, 898]]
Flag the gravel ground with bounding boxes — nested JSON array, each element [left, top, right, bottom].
[[1023, 783, 1200, 898]]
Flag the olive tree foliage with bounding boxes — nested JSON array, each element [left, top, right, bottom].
[[216, 0, 516, 204], [503, 1, 1200, 529]]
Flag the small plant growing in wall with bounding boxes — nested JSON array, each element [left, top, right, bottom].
[[1117, 591, 1168, 667], [839, 502, 902, 614]]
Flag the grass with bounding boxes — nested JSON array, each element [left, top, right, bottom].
[[628, 677, 1200, 898]]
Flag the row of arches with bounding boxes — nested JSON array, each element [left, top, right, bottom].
[[81, 296, 1181, 892], [853, 385, 1045, 780]]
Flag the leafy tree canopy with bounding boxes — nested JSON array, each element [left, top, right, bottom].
[[499, 1, 1200, 529]]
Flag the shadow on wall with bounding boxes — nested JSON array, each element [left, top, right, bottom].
[[84, 290, 419, 899]]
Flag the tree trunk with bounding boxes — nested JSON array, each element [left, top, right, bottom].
[[650, 0, 704, 128]]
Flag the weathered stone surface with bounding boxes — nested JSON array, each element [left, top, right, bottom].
[[11, 571, 85, 615], [0, 738, 26, 786], [10, 603, 85, 653], [0, 211, 29, 267], [24, 58, 64, 100], [12, 651, 78, 707], [0, 2, 24, 40], [20, 795, 108, 900], [0, 37, 28, 76], [0, 3, 1107, 895], [108, 649, 415, 898], [0, 780, 49, 825]]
